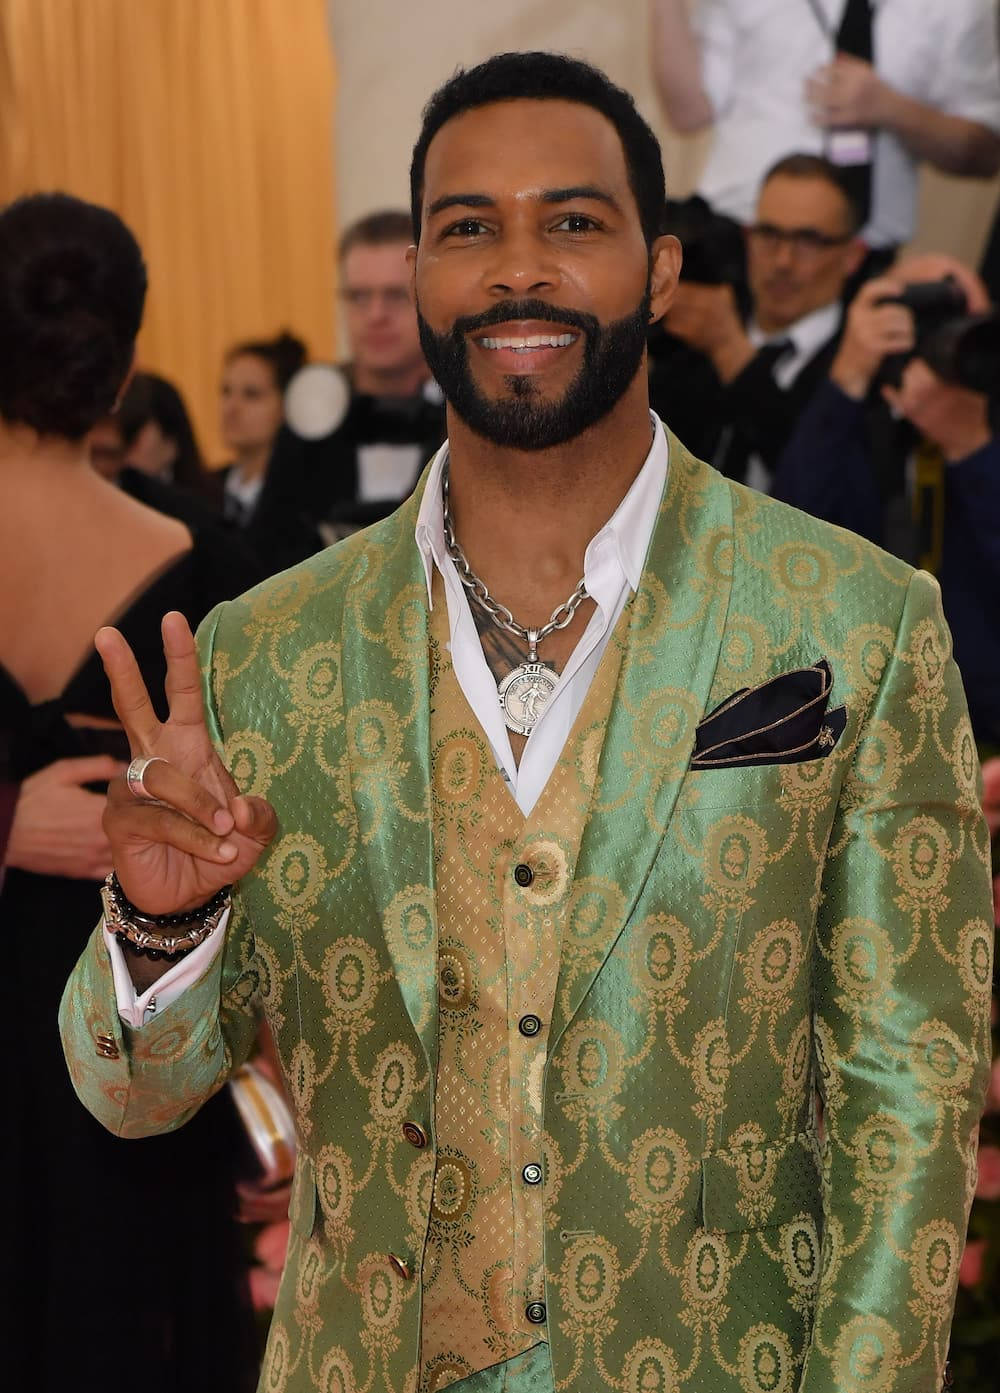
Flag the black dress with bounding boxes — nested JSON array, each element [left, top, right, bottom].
[[0, 534, 264, 1393]]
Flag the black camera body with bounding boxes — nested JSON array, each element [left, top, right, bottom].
[[876, 276, 1000, 397], [663, 195, 748, 290]]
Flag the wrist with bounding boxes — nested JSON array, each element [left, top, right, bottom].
[[940, 424, 992, 463], [830, 347, 874, 401], [868, 76, 901, 132], [102, 873, 231, 962]]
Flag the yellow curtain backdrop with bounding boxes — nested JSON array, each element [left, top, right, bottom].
[[0, 0, 336, 462]]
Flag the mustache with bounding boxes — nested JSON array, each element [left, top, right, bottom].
[[446, 299, 600, 339]]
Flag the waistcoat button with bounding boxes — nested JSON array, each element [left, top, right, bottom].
[[402, 1121, 428, 1148], [518, 1014, 542, 1037], [513, 862, 534, 887], [522, 1163, 543, 1185], [388, 1253, 413, 1280], [525, 1301, 547, 1324]]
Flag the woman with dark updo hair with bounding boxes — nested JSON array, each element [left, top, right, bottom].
[[218, 330, 306, 525], [0, 193, 260, 1392]]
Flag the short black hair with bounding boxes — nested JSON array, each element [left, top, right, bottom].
[[0, 192, 147, 439], [762, 153, 863, 235], [118, 372, 207, 488], [227, 330, 307, 392], [410, 51, 667, 248], [339, 209, 413, 260]]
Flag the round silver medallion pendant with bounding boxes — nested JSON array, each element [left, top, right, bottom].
[[497, 662, 559, 737]]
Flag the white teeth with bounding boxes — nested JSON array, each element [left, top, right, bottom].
[[480, 333, 575, 350]]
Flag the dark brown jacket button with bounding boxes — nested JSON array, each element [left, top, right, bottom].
[[402, 1121, 428, 1148], [388, 1253, 412, 1280]]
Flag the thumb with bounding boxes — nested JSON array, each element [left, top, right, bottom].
[[231, 795, 278, 846], [55, 755, 127, 786]]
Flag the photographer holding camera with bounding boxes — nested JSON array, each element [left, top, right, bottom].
[[653, 152, 865, 485], [774, 252, 1000, 746]]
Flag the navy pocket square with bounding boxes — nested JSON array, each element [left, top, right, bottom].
[[691, 659, 846, 769]]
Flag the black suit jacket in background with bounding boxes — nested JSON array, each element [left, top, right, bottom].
[[647, 326, 840, 483], [247, 388, 446, 574]]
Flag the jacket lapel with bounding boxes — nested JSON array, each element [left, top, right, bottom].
[[339, 477, 439, 1074], [549, 439, 735, 1051]]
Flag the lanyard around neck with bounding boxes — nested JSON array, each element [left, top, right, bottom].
[[803, 0, 836, 41]]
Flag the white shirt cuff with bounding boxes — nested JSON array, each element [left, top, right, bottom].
[[104, 906, 230, 1027]]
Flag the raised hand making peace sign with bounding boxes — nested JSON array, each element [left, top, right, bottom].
[[95, 610, 277, 916]]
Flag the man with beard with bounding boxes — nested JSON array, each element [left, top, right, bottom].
[[61, 52, 991, 1393]]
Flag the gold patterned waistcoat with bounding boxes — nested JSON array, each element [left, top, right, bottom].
[[420, 578, 627, 1392]]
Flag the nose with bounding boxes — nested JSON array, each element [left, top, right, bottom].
[[772, 239, 797, 272], [482, 224, 561, 299]]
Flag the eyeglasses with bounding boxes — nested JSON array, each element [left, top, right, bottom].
[[339, 286, 412, 310], [748, 223, 853, 256]]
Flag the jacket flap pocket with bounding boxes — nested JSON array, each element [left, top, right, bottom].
[[288, 1153, 317, 1238], [700, 1133, 820, 1233]]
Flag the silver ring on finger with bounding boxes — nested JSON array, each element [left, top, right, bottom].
[[126, 755, 168, 802]]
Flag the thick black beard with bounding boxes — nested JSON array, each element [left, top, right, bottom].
[[416, 289, 651, 451]]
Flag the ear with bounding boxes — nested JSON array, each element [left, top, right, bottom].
[[406, 242, 418, 301], [648, 234, 682, 322], [843, 237, 867, 279]]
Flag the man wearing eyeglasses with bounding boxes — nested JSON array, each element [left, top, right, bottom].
[[658, 153, 865, 492], [250, 210, 446, 571], [651, 0, 1000, 257]]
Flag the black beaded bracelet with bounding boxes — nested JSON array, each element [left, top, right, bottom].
[[115, 931, 192, 963], [109, 872, 231, 928]]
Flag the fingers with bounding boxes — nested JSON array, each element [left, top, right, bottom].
[[856, 276, 905, 306], [94, 626, 161, 752], [53, 754, 127, 786], [123, 756, 236, 836], [231, 795, 279, 847], [106, 794, 241, 867], [162, 611, 209, 728]]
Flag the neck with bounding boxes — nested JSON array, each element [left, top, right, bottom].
[[444, 372, 654, 614], [233, 444, 270, 482], [755, 299, 834, 337], [0, 422, 122, 524], [352, 360, 429, 398], [0, 422, 90, 485]]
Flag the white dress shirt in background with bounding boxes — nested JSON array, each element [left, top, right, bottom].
[[693, 0, 1000, 248], [111, 415, 670, 1026]]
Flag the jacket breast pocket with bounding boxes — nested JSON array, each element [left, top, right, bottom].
[[700, 1132, 821, 1233], [682, 752, 839, 811]]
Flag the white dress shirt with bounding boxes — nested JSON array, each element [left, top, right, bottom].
[[110, 415, 670, 1027], [693, 0, 1000, 248]]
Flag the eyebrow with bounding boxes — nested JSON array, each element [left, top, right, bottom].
[[427, 185, 622, 217]]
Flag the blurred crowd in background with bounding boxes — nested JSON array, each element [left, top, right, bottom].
[[3, 3, 1000, 1390]]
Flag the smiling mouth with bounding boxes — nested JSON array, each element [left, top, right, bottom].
[[478, 332, 578, 352]]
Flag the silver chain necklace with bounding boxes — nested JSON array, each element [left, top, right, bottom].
[[442, 464, 589, 736]]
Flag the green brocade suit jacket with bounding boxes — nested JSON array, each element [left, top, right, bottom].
[[61, 441, 993, 1393]]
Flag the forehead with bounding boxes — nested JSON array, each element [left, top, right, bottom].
[[757, 175, 849, 228], [342, 241, 411, 285], [421, 98, 635, 212], [225, 353, 275, 386]]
